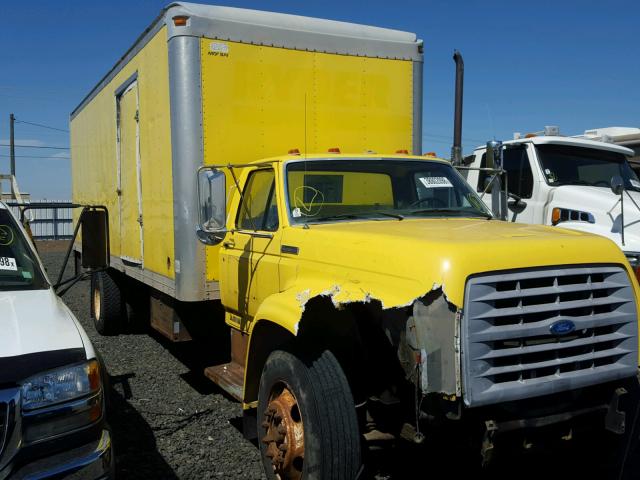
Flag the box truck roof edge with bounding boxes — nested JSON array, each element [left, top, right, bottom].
[[70, 2, 423, 121]]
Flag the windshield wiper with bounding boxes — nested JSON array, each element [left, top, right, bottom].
[[408, 208, 492, 219], [311, 211, 403, 222]]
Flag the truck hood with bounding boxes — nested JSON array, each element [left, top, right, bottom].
[[548, 185, 640, 253], [282, 217, 631, 308], [0, 289, 85, 359]]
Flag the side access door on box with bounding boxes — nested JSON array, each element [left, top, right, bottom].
[[116, 77, 144, 265]]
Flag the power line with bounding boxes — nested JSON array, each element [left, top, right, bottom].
[[0, 154, 70, 159], [0, 143, 69, 150], [14, 118, 69, 133]]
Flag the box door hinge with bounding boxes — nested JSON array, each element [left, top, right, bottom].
[[137, 214, 143, 226], [134, 110, 139, 123]]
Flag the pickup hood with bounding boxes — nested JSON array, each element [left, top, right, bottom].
[[548, 185, 640, 253], [0, 289, 85, 359], [281, 217, 632, 308]]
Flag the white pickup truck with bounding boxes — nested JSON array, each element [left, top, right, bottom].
[[0, 201, 114, 479], [464, 130, 640, 272]]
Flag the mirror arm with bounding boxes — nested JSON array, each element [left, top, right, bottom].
[[55, 206, 88, 289]]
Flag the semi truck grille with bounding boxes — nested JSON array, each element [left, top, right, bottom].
[[462, 265, 638, 407]]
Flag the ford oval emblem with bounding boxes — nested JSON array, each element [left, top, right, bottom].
[[549, 320, 576, 335]]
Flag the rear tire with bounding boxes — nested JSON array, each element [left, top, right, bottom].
[[258, 348, 361, 480], [91, 271, 125, 335]]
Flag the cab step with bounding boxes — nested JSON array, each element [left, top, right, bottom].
[[204, 362, 244, 401]]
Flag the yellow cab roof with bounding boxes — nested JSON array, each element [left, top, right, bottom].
[[247, 152, 449, 165]]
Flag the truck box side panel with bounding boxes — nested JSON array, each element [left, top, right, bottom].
[[199, 39, 414, 282], [71, 27, 175, 281]]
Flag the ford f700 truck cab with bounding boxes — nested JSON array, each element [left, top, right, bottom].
[[0, 202, 113, 479], [85, 150, 639, 478]]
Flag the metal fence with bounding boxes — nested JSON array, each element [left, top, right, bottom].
[[8, 200, 73, 240]]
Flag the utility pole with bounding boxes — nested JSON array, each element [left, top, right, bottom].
[[9, 113, 15, 198]]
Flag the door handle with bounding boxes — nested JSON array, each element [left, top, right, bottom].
[[223, 239, 235, 249]]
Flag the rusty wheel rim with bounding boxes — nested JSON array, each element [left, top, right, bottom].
[[93, 285, 101, 320], [261, 382, 305, 480]]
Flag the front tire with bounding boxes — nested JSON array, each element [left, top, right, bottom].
[[258, 349, 361, 480], [91, 271, 125, 335]]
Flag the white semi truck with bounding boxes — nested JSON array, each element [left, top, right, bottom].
[[463, 127, 640, 276]]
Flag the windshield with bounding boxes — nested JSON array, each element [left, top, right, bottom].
[[536, 144, 640, 191], [285, 158, 492, 224], [0, 209, 48, 291]]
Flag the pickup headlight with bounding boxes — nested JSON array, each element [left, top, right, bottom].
[[21, 360, 103, 443], [551, 207, 595, 226], [22, 360, 101, 410]]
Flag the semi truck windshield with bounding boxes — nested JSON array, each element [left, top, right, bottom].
[[536, 144, 640, 191], [0, 209, 48, 291], [285, 159, 491, 224]]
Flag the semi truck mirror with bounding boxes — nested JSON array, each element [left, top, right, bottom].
[[611, 175, 624, 195], [81, 209, 110, 269], [197, 168, 227, 245]]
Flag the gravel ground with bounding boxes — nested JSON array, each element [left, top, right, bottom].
[[40, 246, 640, 480]]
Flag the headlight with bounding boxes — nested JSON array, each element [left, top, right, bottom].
[[22, 360, 101, 411], [551, 207, 595, 226], [21, 360, 103, 444]]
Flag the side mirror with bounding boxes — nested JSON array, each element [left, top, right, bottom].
[[507, 198, 527, 214], [611, 175, 624, 195], [81, 209, 109, 269], [197, 168, 227, 245], [485, 140, 503, 170]]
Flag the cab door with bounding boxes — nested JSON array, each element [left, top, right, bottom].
[[220, 168, 281, 331], [117, 80, 143, 265], [476, 144, 540, 223]]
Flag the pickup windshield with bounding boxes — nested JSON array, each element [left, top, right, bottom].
[[0, 209, 48, 291], [285, 158, 491, 224], [536, 144, 640, 191]]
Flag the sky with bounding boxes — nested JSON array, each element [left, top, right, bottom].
[[0, 0, 638, 199]]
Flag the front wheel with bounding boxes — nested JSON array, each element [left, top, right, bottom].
[[258, 349, 361, 480]]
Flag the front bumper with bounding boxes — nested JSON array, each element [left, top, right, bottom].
[[1, 429, 113, 480]]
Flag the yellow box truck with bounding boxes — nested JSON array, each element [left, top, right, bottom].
[[71, 3, 640, 479], [70, 2, 423, 305]]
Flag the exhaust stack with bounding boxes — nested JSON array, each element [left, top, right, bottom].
[[451, 50, 464, 166]]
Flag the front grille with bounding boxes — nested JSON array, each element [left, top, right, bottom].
[[462, 265, 638, 407], [0, 402, 7, 457]]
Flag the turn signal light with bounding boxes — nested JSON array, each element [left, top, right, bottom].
[[173, 16, 189, 26], [328, 147, 341, 153], [288, 148, 300, 155], [551, 207, 594, 226]]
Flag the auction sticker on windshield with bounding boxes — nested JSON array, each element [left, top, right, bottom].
[[0, 257, 17, 271], [419, 176, 453, 189]]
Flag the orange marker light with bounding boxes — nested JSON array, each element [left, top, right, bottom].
[[328, 147, 341, 153], [551, 207, 561, 225], [396, 149, 409, 154], [288, 148, 300, 155], [423, 152, 437, 157], [173, 15, 189, 26]]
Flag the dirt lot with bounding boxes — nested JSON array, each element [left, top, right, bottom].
[[40, 245, 640, 479]]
